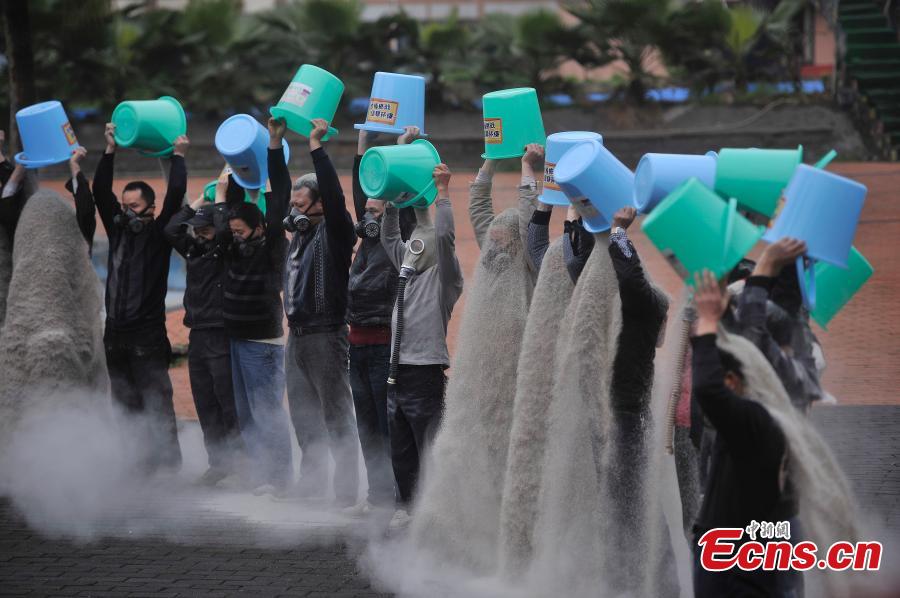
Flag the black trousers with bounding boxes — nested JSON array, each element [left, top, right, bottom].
[[349, 343, 395, 506], [188, 328, 241, 471], [105, 324, 182, 471], [386, 364, 446, 506]]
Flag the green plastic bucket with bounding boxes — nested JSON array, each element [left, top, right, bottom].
[[270, 64, 343, 140], [714, 146, 803, 218], [642, 177, 763, 282], [810, 246, 873, 329], [201, 181, 267, 215], [359, 139, 441, 209], [481, 87, 546, 160], [111, 96, 186, 157]]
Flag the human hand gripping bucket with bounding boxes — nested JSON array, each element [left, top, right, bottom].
[[14, 101, 80, 168], [215, 114, 290, 190], [201, 179, 267, 215], [540, 131, 603, 206], [553, 139, 634, 233], [714, 146, 803, 218], [355, 72, 427, 136], [111, 96, 187, 157], [641, 178, 763, 282], [762, 164, 867, 310], [810, 246, 874, 329], [481, 88, 546, 160], [634, 151, 717, 214], [359, 139, 441, 209], [270, 64, 343, 140]]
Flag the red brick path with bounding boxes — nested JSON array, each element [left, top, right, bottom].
[[41, 163, 900, 415]]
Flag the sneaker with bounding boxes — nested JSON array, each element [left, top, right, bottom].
[[341, 500, 372, 518], [389, 508, 412, 531], [197, 468, 229, 487]]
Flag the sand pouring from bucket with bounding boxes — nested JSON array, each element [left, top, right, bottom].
[[642, 177, 763, 282], [811, 246, 873, 329], [763, 164, 867, 310], [714, 146, 803, 218], [540, 131, 604, 207], [111, 96, 187, 157], [633, 151, 717, 214], [355, 72, 427, 136], [554, 139, 634, 233], [359, 139, 441, 209], [481, 87, 546, 160], [215, 114, 290, 191], [270, 64, 343, 140], [14, 101, 80, 168]]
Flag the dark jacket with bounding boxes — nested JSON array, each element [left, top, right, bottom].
[[217, 166, 288, 341], [64, 171, 98, 252], [347, 155, 416, 329], [92, 152, 185, 334], [164, 205, 225, 330], [274, 147, 355, 331], [609, 237, 668, 414], [691, 333, 797, 536]]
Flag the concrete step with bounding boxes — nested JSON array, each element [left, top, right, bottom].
[[847, 43, 900, 60], [840, 14, 888, 28], [845, 28, 897, 44]]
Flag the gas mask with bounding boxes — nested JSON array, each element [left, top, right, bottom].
[[283, 207, 311, 234], [190, 236, 219, 258], [401, 206, 436, 273], [355, 212, 381, 239], [234, 232, 265, 258], [114, 206, 152, 234]]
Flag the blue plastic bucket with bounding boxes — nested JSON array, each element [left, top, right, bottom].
[[15, 101, 79, 168], [539, 131, 603, 206], [634, 151, 717, 214], [215, 114, 290, 190], [354, 72, 427, 136]]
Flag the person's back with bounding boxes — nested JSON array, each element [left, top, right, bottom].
[[691, 269, 800, 597]]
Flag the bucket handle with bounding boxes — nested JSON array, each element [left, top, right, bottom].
[[721, 196, 738, 274], [813, 149, 837, 169], [796, 256, 816, 311]]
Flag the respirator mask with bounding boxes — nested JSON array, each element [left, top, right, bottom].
[[114, 206, 152, 234], [283, 207, 312, 234], [355, 213, 381, 239], [401, 207, 436, 273]]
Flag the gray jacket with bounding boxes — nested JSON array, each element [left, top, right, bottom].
[[382, 198, 463, 367]]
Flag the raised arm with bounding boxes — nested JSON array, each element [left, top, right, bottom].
[[353, 129, 377, 221], [433, 164, 464, 298], [92, 123, 122, 234], [608, 207, 665, 317], [527, 205, 552, 272], [380, 202, 405, 270], [468, 158, 496, 250], [309, 119, 354, 247], [65, 147, 96, 249], [157, 135, 189, 228], [0, 130, 13, 187], [265, 117, 291, 243], [517, 143, 542, 230], [164, 196, 206, 259]]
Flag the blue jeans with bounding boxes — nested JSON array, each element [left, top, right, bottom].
[[349, 343, 395, 506], [230, 339, 293, 488]]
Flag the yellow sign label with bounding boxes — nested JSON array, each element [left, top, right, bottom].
[[544, 161, 560, 191], [367, 98, 399, 126], [62, 121, 77, 145], [483, 118, 503, 144]]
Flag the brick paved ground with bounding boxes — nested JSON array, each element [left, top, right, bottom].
[[1, 407, 898, 597]]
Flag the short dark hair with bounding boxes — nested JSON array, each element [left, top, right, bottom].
[[122, 180, 156, 205], [718, 349, 745, 381], [228, 202, 264, 230]]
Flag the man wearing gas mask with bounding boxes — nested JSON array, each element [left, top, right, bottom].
[[344, 127, 419, 516], [214, 120, 293, 494], [91, 123, 188, 472], [270, 117, 360, 506], [381, 162, 463, 528], [164, 178, 241, 487]]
